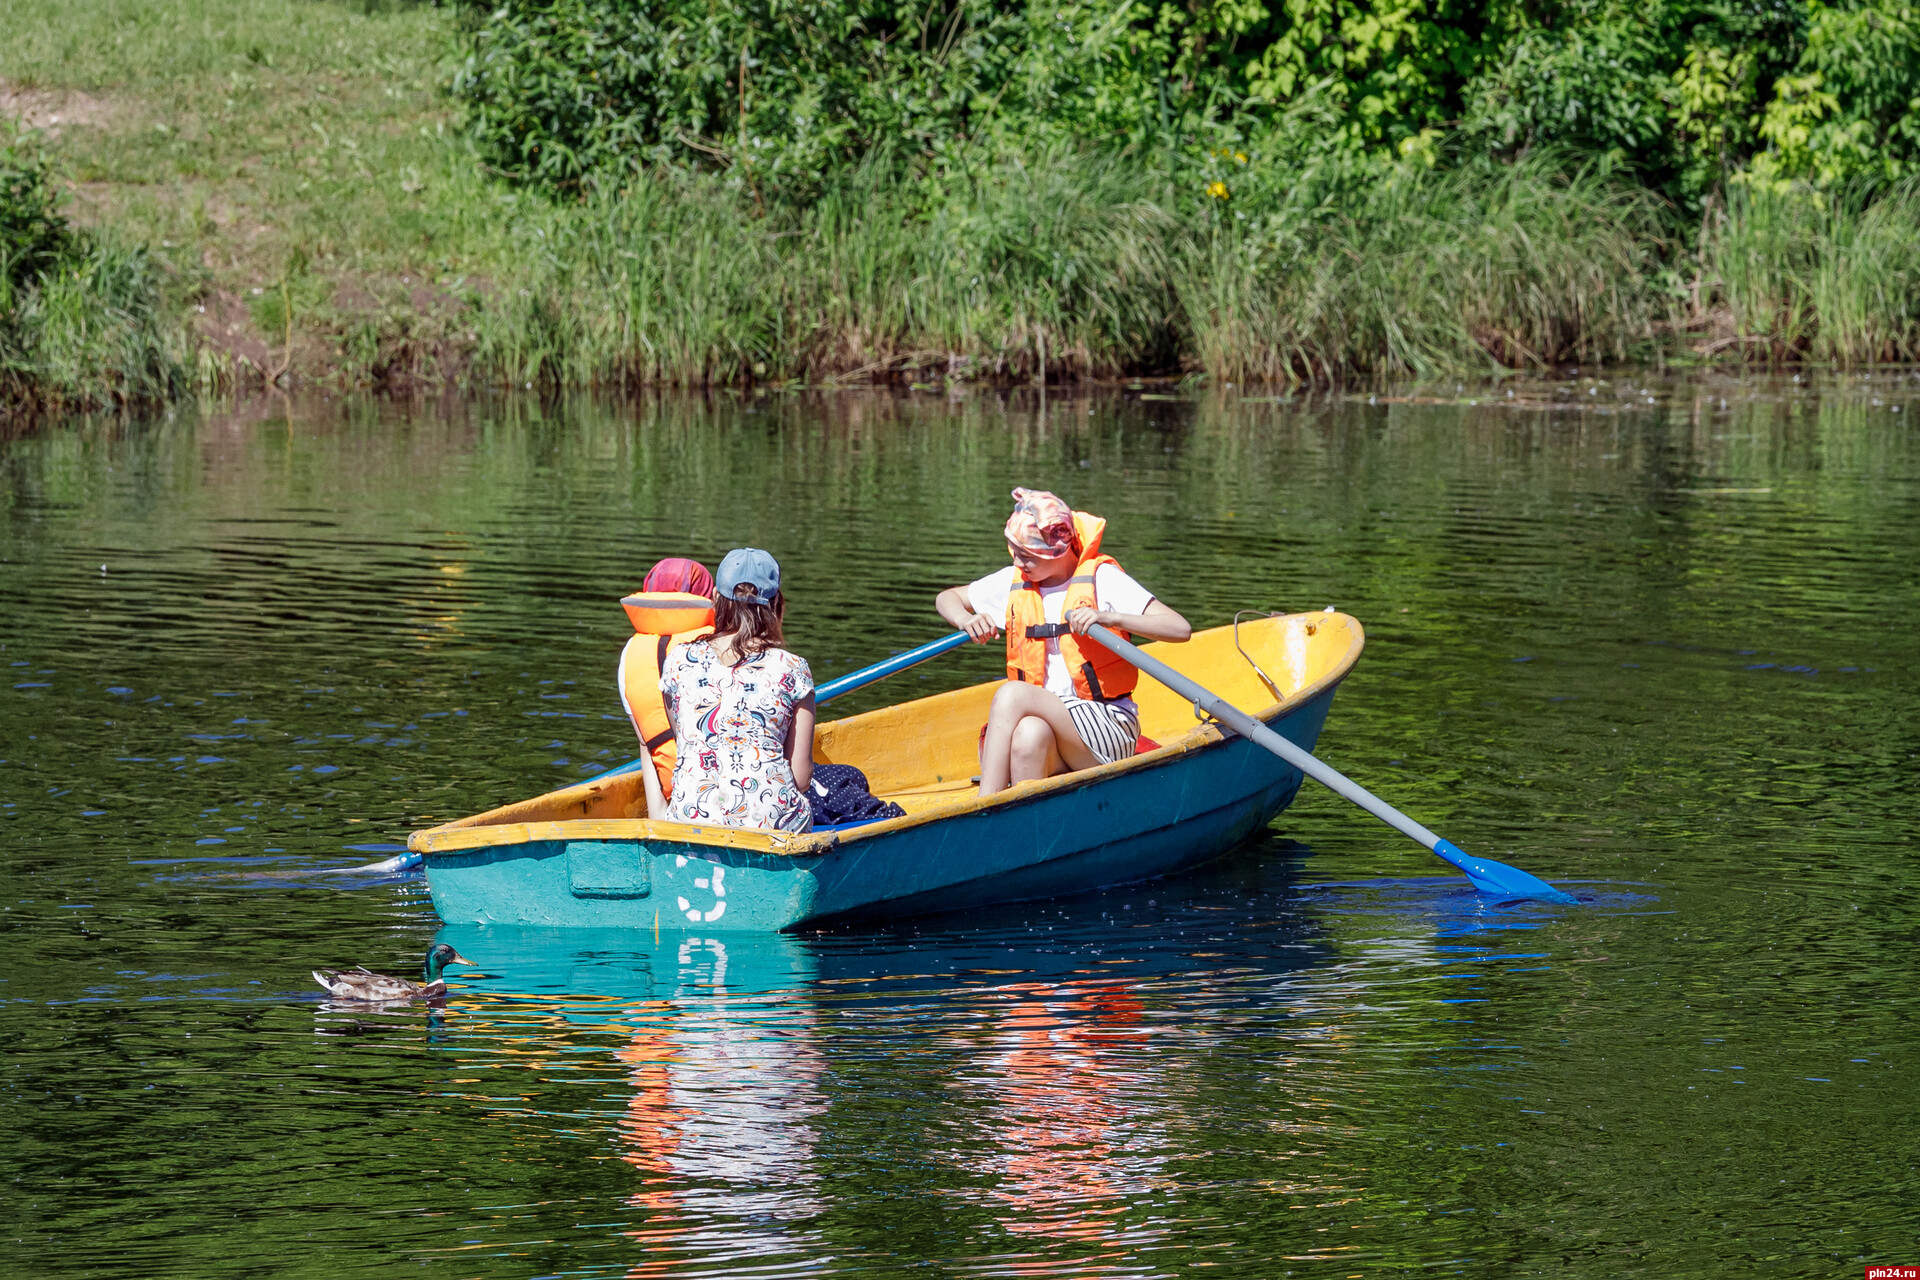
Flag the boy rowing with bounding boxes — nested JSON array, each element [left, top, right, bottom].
[[935, 488, 1191, 797]]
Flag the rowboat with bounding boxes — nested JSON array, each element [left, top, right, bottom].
[[409, 611, 1365, 931]]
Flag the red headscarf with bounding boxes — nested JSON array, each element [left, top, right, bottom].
[[1003, 487, 1077, 556], [642, 557, 715, 598]]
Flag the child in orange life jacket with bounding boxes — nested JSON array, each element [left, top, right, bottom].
[[934, 488, 1191, 798], [617, 557, 717, 818]]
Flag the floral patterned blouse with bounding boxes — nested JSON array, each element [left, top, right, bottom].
[[658, 641, 815, 833]]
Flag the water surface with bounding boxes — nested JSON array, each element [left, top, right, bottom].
[[2, 376, 1916, 1277]]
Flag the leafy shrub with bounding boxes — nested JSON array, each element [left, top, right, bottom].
[[1461, 0, 1806, 198], [449, 0, 1508, 196], [0, 139, 181, 411], [454, 0, 1920, 207], [1749, 0, 1920, 186], [1, 143, 73, 295]]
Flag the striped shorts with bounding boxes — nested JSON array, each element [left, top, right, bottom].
[[1062, 695, 1141, 766]]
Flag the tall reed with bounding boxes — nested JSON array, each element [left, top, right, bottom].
[[1179, 156, 1668, 383], [1, 235, 183, 413], [470, 152, 1187, 387], [1712, 181, 1920, 364], [468, 150, 1676, 388]]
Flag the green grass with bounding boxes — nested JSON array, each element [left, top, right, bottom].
[[1178, 156, 1671, 383], [1711, 181, 1920, 364], [0, 0, 494, 387], [468, 153, 1189, 388], [465, 151, 1680, 389], [3, 0, 1915, 397], [1, 231, 184, 410], [3, 136, 183, 410]]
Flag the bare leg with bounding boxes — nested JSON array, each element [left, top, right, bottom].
[[1007, 715, 1064, 785], [979, 682, 1100, 797]]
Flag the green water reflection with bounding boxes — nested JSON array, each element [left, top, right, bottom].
[[1, 377, 1915, 1277]]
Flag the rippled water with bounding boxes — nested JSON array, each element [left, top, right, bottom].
[[3, 377, 1917, 1277]]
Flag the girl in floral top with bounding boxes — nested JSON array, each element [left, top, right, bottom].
[[658, 548, 816, 833]]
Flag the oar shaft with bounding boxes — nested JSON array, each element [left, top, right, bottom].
[[1084, 624, 1572, 902], [1084, 626, 1434, 847], [815, 630, 972, 704]]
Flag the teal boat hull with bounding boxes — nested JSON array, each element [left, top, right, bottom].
[[422, 683, 1338, 932]]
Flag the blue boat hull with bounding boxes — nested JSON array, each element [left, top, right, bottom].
[[421, 683, 1338, 932]]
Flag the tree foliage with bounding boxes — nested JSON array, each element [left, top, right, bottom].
[[454, 0, 1920, 202]]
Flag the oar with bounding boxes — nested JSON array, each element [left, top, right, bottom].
[[580, 630, 973, 786], [1083, 623, 1575, 904], [815, 629, 974, 703]]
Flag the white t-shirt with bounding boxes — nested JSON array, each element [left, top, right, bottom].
[[966, 563, 1156, 703]]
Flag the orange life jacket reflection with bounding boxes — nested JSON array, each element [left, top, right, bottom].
[[1004, 510, 1137, 702], [617, 591, 716, 797]]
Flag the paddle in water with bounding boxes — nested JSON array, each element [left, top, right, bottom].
[[1083, 623, 1576, 904]]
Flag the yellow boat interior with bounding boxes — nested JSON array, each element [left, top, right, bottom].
[[409, 612, 1365, 857]]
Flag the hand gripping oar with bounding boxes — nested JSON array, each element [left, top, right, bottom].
[[580, 630, 974, 786], [1084, 624, 1575, 904]]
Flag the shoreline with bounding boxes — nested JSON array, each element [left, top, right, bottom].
[[13, 365, 1912, 441]]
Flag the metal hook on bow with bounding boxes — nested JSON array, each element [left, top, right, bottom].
[[1232, 609, 1287, 702]]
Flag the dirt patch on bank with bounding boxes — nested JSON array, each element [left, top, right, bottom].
[[190, 280, 479, 391], [1, 80, 121, 135]]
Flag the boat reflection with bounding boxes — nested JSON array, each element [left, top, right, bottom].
[[970, 978, 1172, 1255], [423, 871, 1421, 1273], [435, 925, 826, 1274], [610, 936, 826, 1272]]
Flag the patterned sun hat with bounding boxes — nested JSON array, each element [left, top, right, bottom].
[[1003, 487, 1076, 555]]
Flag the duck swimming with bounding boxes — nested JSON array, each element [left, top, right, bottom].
[[312, 943, 475, 1002]]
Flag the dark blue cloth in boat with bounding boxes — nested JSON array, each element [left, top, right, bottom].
[[806, 764, 905, 830]]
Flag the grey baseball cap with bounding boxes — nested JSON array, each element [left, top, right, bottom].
[[716, 547, 781, 606]]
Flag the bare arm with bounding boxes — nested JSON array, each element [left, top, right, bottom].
[[640, 751, 667, 819], [1067, 597, 1192, 644], [786, 691, 816, 792], [935, 585, 999, 643]]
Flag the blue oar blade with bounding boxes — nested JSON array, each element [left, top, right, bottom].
[[1434, 838, 1576, 904], [579, 755, 651, 786]]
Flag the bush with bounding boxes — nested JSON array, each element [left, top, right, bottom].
[[1, 144, 73, 296], [453, 0, 1920, 208], [0, 139, 181, 412], [449, 0, 1505, 196]]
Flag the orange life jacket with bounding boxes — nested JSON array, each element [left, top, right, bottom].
[[1004, 511, 1138, 702], [617, 591, 716, 797]]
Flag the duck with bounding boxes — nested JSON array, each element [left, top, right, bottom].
[[313, 942, 476, 1002]]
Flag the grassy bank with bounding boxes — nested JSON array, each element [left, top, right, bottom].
[[2, 0, 1919, 405], [0, 0, 492, 399], [3, 142, 182, 410]]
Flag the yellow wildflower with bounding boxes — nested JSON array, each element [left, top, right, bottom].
[[1206, 181, 1230, 200]]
